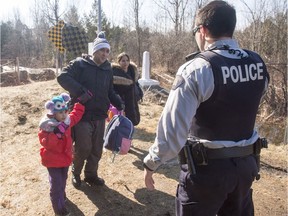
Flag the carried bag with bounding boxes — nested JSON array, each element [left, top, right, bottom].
[[106, 104, 122, 122], [104, 114, 134, 157]]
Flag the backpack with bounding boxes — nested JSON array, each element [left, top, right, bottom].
[[104, 114, 134, 158]]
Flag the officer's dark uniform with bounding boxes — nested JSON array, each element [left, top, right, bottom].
[[143, 39, 269, 216]]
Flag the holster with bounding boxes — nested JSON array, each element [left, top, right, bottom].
[[253, 138, 268, 180], [178, 140, 208, 175]]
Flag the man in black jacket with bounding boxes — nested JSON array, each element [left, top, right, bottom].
[[57, 31, 124, 188]]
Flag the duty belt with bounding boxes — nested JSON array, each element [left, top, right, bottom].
[[178, 138, 268, 179], [178, 138, 268, 164], [206, 144, 254, 159]]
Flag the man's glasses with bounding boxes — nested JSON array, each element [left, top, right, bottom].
[[192, 25, 201, 36]]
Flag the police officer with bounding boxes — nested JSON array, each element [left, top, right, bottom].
[[143, 1, 269, 216]]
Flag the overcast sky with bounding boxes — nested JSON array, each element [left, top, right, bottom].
[[0, 0, 262, 30]]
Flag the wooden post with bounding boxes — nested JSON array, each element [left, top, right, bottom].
[[56, 50, 59, 76], [285, 119, 288, 144], [16, 57, 20, 84], [98, 0, 102, 32]]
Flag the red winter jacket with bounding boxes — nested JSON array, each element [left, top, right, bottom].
[[38, 103, 85, 167]]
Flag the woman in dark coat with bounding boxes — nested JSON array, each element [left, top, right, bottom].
[[111, 52, 141, 126]]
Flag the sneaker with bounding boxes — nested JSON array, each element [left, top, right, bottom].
[[72, 173, 81, 188], [84, 176, 105, 186]]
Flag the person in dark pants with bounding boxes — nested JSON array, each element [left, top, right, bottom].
[[57, 31, 124, 188], [143, 1, 269, 216], [111, 52, 141, 126], [38, 93, 85, 216]]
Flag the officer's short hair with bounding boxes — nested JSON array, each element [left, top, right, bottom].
[[195, 0, 236, 38]]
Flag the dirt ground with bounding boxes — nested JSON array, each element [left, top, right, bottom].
[[0, 79, 287, 216]]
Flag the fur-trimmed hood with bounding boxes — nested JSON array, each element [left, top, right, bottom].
[[112, 62, 139, 86]]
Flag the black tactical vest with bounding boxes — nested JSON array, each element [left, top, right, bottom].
[[190, 50, 269, 141]]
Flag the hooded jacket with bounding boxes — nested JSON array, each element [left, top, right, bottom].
[[57, 55, 123, 121], [112, 62, 140, 126], [38, 103, 85, 168]]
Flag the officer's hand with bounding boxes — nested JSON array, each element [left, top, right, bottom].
[[144, 168, 155, 190]]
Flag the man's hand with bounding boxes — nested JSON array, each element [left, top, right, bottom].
[[144, 168, 155, 190], [77, 89, 93, 104], [116, 103, 125, 111]]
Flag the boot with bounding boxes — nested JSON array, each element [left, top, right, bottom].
[[72, 173, 81, 188], [84, 176, 105, 186]]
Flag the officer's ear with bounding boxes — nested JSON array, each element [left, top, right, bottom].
[[201, 25, 213, 40], [200, 25, 208, 36]]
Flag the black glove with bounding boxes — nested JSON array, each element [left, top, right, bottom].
[[77, 89, 93, 104], [53, 122, 69, 138], [117, 103, 125, 111]]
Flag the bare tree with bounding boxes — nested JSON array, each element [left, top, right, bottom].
[[38, 0, 66, 68], [236, 0, 287, 118], [31, 0, 51, 65], [153, 0, 190, 35], [64, 5, 81, 26], [131, 0, 142, 66], [41, 0, 65, 26], [239, 0, 270, 51]]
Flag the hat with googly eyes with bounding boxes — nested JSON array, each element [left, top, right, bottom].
[[45, 93, 71, 115]]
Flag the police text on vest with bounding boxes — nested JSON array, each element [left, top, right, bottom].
[[221, 63, 264, 84]]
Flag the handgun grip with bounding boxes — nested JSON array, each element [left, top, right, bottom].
[[183, 145, 196, 175]]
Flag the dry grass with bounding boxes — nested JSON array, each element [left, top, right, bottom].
[[0, 79, 287, 216]]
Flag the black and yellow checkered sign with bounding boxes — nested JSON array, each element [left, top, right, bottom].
[[62, 24, 88, 56], [48, 20, 65, 53]]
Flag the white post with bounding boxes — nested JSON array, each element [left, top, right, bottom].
[[142, 51, 150, 80], [138, 51, 159, 87]]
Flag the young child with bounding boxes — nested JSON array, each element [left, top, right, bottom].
[[38, 93, 85, 216]]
